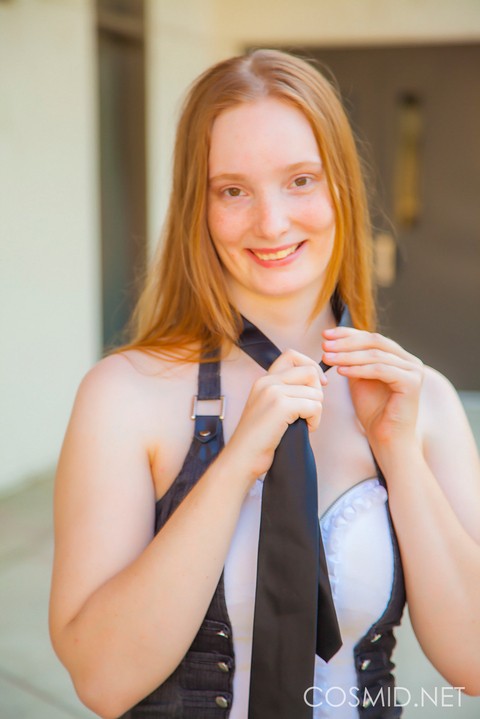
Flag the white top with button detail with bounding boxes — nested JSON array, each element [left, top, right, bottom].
[[223, 477, 395, 718], [313, 478, 393, 717]]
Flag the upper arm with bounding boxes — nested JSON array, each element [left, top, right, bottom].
[[419, 366, 480, 542], [49, 355, 156, 647]]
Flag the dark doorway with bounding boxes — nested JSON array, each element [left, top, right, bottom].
[[295, 44, 480, 390], [97, 0, 147, 350]]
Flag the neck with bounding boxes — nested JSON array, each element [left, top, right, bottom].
[[232, 288, 337, 359]]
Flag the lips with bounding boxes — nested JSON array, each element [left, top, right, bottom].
[[250, 241, 304, 262]]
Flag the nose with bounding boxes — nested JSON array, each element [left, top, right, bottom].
[[252, 190, 290, 241]]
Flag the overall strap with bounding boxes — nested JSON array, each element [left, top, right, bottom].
[[197, 351, 221, 400], [192, 350, 225, 445]]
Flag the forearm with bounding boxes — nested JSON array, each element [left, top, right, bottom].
[[58, 449, 251, 717], [374, 440, 480, 693]]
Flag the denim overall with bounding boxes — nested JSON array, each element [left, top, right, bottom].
[[120, 354, 406, 718]]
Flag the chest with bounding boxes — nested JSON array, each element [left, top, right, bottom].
[[149, 356, 377, 514]]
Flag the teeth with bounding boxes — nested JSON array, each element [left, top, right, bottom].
[[253, 243, 300, 261]]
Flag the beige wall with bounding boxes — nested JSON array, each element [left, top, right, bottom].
[[0, 0, 100, 494], [1, 0, 479, 495], [215, 0, 480, 46]]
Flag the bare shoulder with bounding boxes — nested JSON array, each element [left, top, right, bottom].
[[420, 364, 459, 400], [417, 365, 480, 539], [78, 349, 196, 400], [74, 350, 197, 432], [68, 350, 202, 503], [74, 352, 144, 416], [418, 365, 475, 444], [419, 364, 460, 415]]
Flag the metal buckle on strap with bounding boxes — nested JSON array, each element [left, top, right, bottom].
[[190, 395, 226, 420]]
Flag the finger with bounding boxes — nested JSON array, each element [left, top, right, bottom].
[[268, 352, 327, 386], [337, 362, 423, 390], [323, 348, 416, 371], [323, 328, 422, 366], [282, 396, 323, 432], [254, 369, 323, 406], [280, 385, 324, 402], [257, 378, 324, 428]]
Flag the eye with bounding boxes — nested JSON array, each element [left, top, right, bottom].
[[223, 186, 245, 197], [292, 175, 312, 188]]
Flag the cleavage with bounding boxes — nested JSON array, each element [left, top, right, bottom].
[[310, 368, 377, 517]]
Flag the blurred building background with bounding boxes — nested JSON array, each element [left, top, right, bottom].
[[0, 0, 479, 717]]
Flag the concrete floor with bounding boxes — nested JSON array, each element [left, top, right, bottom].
[[1, 394, 479, 719]]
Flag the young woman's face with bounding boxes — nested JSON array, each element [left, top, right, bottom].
[[207, 97, 336, 306]]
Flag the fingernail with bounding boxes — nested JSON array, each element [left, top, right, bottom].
[[323, 352, 335, 360], [323, 328, 336, 337], [323, 339, 336, 348]]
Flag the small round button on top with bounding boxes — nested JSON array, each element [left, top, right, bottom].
[[215, 695, 229, 708]]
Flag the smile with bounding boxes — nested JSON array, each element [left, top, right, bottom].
[[251, 242, 303, 261]]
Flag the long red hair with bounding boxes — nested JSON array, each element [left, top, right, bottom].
[[120, 49, 375, 360]]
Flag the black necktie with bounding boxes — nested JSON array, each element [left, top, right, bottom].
[[238, 306, 349, 719]]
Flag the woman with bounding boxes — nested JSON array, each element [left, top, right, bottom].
[[49, 50, 480, 718]]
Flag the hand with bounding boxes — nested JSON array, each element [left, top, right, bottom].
[[322, 327, 424, 449], [225, 349, 327, 483]]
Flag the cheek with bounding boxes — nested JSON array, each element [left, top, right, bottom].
[[303, 194, 335, 231], [207, 204, 245, 255]]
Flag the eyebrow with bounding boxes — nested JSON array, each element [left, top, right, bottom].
[[208, 161, 323, 183]]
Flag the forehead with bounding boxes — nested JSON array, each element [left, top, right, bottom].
[[208, 97, 321, 174]]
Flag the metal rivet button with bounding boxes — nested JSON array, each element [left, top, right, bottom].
[[215, 695, 229, 708], [360, 659, 371, 671], [199, 430, 211, 437], [370, 632, 382, 643], [217, 629, 229, 638], [217, 661, 230, 672]]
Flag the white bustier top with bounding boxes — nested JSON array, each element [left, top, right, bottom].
[[223, 477, 394, 719]]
